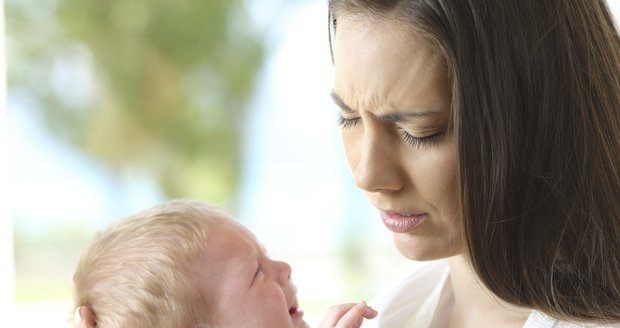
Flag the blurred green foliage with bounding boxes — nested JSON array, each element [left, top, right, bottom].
[[7, 0, 264, 208]]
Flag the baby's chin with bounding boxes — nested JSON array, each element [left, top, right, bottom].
[[291, 315, 310, 328]]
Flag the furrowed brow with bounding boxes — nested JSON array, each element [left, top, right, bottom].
[[330, 89, 444, 121], [380, 111, 442, 122], [330, 90, 355, 113]]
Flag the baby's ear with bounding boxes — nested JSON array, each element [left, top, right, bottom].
[[74, 305, 96, 328]]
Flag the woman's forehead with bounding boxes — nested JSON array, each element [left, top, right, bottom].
[[333, 15, 450, 115]]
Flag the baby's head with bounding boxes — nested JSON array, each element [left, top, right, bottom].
[[72, 199, 308, 328]]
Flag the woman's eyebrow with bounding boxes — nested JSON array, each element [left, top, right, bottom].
[[331, 89, 444, 121], [330, 90, 355, 113], [380, 111, 443, 122]]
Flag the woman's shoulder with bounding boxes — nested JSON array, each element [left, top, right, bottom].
[[525, 311, 620, 328]]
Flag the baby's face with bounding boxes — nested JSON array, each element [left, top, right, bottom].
[[189, 213, 309, 328]]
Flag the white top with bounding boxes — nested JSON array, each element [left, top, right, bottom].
[[365, 260, 620, 328]]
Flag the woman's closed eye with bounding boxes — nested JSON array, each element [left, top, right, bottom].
[[337, 114, 360, 128], [399, 129, 444, 149], [337, 113, 444, 149]]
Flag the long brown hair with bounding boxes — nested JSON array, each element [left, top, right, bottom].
[[329, 0, 620, 322]]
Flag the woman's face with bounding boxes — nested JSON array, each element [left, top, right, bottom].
[[332, 15, 464, 260]]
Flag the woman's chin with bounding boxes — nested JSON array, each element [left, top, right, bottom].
[[392, 233, 463, 261]]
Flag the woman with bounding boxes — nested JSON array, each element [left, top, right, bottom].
[[328, 0, 620, 327]]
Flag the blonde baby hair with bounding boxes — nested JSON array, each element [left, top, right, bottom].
[[72, 199, 225, 327]]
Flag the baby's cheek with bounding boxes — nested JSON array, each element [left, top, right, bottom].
[[250, 292, 293, 327], [252, 284, 290, 313]]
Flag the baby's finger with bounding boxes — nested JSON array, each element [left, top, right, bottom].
[[362, 305, 378, 319], [335, 301, 377, 328], [319, 303, 358, 327]]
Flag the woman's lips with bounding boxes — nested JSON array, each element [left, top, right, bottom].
[[380, 210, 428, 233]]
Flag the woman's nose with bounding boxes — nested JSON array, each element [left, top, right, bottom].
[[353, 126, 403, 193]]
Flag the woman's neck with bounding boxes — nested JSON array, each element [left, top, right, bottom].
[[447, 255, 530, 328]]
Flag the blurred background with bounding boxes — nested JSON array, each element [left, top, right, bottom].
[[4, 0, 406, 326], [3, 0, 620, 327]]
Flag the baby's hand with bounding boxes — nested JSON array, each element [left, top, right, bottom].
[[319, 301, 378, 328]]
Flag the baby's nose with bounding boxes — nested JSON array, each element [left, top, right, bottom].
[[275, 260, 292, 285]]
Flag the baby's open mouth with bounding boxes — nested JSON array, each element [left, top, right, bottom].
[[289, 306, 298, 315]]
